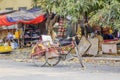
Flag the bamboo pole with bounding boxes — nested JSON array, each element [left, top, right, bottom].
[[22, 24, 26, 47]]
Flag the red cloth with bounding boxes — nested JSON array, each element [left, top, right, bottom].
[[104, 39, 118, 43], [0, 15, 15, 26], [0, 15, 45, 26], [20, 15, 45, 24]]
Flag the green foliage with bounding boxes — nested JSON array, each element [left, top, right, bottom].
[[38, 0, 120, 30], [32, 0, 40, 8], [89, 0, 120, 30]]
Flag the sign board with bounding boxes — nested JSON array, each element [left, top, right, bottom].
[[87, 38, 98, 56], [78, 36, 91, 55]]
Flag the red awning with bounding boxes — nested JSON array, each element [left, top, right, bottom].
[[0, 9, 45, 26], [0, 15, 15, 26]]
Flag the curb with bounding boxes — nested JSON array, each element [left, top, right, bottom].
[[83, 57, 120, 62], [82, 57, 120, 66]]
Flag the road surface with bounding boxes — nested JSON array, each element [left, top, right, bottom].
[[0, 60, 120, 80]]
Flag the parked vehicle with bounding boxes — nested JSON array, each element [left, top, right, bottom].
[[31, 35, 84, 67]]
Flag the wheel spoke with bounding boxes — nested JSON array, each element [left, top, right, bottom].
[[32, 53, 46, 67], [46, 51, 60, 66]]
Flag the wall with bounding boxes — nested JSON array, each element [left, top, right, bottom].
[[0, 0, 33, 10]]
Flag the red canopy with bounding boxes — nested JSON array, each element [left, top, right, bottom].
[[20, 15, 45, 24], [0, 15, 15, 26], [0, 9, 45, 26]]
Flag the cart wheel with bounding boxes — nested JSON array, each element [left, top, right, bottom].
[[32, 53, 46, 67], [45, 50, 61, 66]]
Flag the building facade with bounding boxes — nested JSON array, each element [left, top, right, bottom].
[[0, 0, 33, 10]]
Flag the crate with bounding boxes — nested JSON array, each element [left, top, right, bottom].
[[102, 43, 117, 54]]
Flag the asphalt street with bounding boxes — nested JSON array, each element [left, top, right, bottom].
[[0, 60, 120, 80]]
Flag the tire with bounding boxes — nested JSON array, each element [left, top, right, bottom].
[[45, 49, 61, 66], [31, 44, 47, 67], [32, 53, 46, 67]]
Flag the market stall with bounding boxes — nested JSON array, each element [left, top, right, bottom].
[[0, 8, 46, 49]]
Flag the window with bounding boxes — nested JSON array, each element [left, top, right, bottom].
[[18, 7, 27, 10], [6, 8, 13, 10]]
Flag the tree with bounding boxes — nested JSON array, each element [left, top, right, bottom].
[[37, 0, 120, 32], [32, 0, 40, 8], [89, 0, 120, 30], [38, 0, 94, 19]]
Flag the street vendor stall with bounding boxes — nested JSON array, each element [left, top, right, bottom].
[[0, 8, 46, 48], [0, 39, 12, 53]]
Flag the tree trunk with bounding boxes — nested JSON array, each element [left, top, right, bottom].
[[45, 13, 59, 39]]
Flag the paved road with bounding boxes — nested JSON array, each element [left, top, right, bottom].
[[0, 60, 120, 80]]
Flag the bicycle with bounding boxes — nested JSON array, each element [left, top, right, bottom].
[[31, 35, 84, 67]]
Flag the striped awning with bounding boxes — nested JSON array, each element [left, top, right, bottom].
[[0, 8, 46, 26]]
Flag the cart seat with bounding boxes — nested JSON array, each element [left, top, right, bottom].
[[59, 38, 72, 46]]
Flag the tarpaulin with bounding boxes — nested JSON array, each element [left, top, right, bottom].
[[0, 10, 15, 15], [0, 8, 45, 26], [0, 15, 15, 26]]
